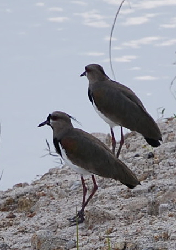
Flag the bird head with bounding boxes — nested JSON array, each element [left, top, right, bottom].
[[80, 64, 108, 83], [38, 111, 80, 130]]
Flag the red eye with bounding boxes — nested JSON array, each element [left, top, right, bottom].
[[51, 115, 58, 121], [85, 66, 90, 72]]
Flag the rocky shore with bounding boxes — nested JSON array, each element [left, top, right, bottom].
[[0, 117, 176, 250]]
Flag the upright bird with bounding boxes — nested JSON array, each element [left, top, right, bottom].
[[81, 64, 162, 157], [38, 111, 140, 224]]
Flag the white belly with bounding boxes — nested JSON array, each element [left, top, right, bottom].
[[59, 143, 91, 176], [93, 102, 117, 128]]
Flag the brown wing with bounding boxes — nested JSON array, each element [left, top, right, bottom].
[[60, 128, 140, 188], [91, 80, 161, 139]]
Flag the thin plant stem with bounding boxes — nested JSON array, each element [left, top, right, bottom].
[[170, 75, 176, 100], [107, 236, 111, 250], [76, 207, 79, 250], [109, 0, 126, 81], [0, 170, 3, 181]]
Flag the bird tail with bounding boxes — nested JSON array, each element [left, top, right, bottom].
[[125, 183, 140, 189], [113, 160, 140, 189], [144, 137, 161, 147]]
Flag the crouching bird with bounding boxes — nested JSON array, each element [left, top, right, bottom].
[[38, 111, 140, 224], [81, 64, 162, 157]]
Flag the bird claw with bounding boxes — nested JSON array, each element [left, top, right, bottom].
[[68, 210, 85, 225]]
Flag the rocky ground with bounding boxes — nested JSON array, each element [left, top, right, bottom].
[[0, 117, 176, 250]]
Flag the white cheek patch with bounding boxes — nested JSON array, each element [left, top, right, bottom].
[[59, 143, 91, 176], [50, 119, 55, 127]]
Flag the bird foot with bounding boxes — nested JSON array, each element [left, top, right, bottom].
[[68, 210, 85, 225]]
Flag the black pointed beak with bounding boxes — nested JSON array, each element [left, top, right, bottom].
[[38, 114, 51, 127], [38, 120, 49, 127], [80, 71, 86, 77]]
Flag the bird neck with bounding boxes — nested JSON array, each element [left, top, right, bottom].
[[52, 123, 73, 140], [87, 73, 109, 84]]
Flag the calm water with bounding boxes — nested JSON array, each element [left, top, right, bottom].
[[0, 0, 176, 190]]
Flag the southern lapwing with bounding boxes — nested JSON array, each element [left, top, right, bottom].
[[81, 64, 162, 157], [38, 111, 140, 224]]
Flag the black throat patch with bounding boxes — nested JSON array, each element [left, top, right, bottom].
[[53, 138, 62, 157], [88, 89, 93, 104]]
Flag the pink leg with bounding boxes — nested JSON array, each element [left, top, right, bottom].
[[81, 175, 87, 207], [82, 175, 98, 210], [69, 175, 98, 224], [110, 127, 116, 154], [116, 126, 124, 158]]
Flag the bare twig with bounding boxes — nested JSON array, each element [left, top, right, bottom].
[[169, 75, 176, 100], [0, 170, 3, 181], [46, 139, 58, 157], [41, 139, 58, 157], [109, 0, 126, 80], [169, 51, 176, 100], [157, 107, 165, 120], [41, 139, 64, 165]]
